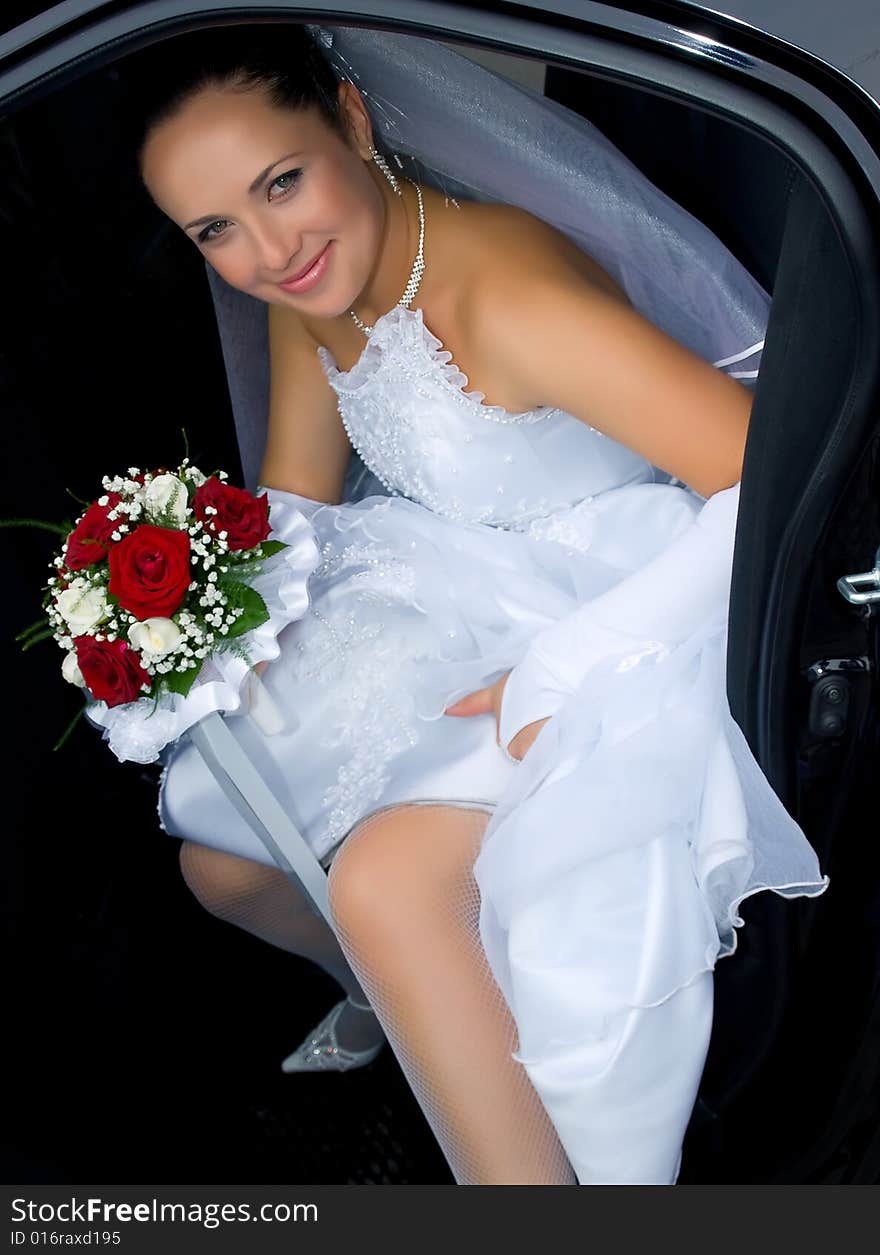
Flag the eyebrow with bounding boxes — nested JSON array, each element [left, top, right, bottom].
[[183, 151, 303, 231]]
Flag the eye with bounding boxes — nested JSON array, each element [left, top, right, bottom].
[[194, 169, 302, 246], [269, 168, 302, 198], [197, 219, 228, 244]]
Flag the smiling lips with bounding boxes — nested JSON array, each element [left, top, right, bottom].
[[278, 242, 332, 293]]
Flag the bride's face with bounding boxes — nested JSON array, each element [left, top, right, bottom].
[[140, 80, 384, 316]]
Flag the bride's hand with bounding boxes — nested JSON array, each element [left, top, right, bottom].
[[444, 671, 549, 761]]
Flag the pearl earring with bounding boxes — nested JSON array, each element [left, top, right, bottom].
[[370, 145, 403, 197]]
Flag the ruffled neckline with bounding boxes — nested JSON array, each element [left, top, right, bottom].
[[317, 304, 557, 425]]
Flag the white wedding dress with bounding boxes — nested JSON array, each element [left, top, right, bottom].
[[157, 299, 829, 1184]]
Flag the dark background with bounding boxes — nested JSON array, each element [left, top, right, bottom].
[[2, 36, 879, 1185], [0, 62, 454, 1185]]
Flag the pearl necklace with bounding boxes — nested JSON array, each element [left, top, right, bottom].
[[349, 178, 425, 337]]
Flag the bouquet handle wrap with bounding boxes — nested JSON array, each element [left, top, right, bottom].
[[187, 712, 332, 925]]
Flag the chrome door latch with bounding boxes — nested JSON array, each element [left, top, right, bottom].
[[838, 544, 880, 605], [803, 657, 871, 739]]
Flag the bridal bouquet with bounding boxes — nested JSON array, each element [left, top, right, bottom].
[[44, 460, 284, 701], [12, 458, 320, 763]]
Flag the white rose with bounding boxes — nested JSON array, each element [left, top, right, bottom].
[[56, 585, 110, 633], [61, 650, 86, 688], [145, 474, 189, 527], [128, 617, 182, 657]]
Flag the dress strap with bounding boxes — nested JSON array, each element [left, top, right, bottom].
[[712, 338, 765, 380]]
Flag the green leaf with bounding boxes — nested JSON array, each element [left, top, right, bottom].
[[0, 518, 69, 536], [163, 664, 202, 698], [216, 581, 270, 640], [224, 540, 287, 573], [15, 615, 50, 642], [258, 539, 288, 558], [213, 637, 255, 668], [222, 558, 261, 581], [53, 703, 87, 752], [22, 627, 57, 652]]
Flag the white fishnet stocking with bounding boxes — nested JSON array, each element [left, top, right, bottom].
[[326, 803, 577, 1185], [178, 841, 382, 1053]]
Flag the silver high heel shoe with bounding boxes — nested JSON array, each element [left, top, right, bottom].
[[280, 995, 385, 1073]]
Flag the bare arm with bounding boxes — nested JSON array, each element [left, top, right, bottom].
[[475, 255, 751, 499], [259, 303, 353, 504], [453, 236, 752, 751]]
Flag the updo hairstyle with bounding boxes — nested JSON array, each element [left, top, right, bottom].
[[124, 23, 350, 179]]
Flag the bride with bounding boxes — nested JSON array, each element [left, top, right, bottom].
[[124, 20, 829, 1184]]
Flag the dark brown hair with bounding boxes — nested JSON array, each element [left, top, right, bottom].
[[125, 23, 348, 178]]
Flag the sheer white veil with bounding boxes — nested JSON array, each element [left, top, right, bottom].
[[307, 23, 768, 377], [210, 22, 768, 492]]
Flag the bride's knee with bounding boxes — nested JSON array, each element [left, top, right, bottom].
[[327, 811, 410, 933], [177, 839, 283, 918], [327, 805, 486, 939]]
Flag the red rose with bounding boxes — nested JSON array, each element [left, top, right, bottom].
[[193, 478, 271, 552], [108, 524, 191, 620], [75, 636, 151, 707], [64, 493, 121, 571]]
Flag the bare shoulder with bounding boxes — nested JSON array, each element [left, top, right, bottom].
[[262, 297, 353, 504], [436, 199, 632, 412], [456, 202, 750, 497], [268, 297, 316, 346], [452, 201, 632, 397], [464, 201, 632, 310], [266, 298, 326, 392]]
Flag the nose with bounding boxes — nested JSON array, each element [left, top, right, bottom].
[[251, 216, 303, 276]]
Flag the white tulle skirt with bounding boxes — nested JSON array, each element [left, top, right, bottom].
[[158, 479, 829, 1183]]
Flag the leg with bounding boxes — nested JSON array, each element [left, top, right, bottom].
[[327, 803, 577, 1185], [178, 841, 382, 1053]]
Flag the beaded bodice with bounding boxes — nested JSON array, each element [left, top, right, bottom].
[[317, 304, 654, 529]]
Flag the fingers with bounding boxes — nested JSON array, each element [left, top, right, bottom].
[[444, 687, 493, 716], [444, 688, 549, 764], [507, 717, 551, 762]]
